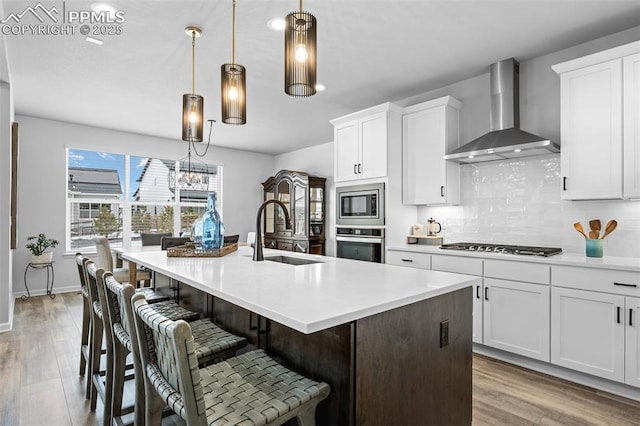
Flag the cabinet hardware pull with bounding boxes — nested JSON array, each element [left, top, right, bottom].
[[401, 258, 413, 262], [617, 306, 621, 324], [563, 177, 567, 191], [613, 282, 638, 288], [358, 163, 362, 174], [484, 287, 489, 301], [354, 164, 357, 174], [440, 186, 445, 197], [630, 308, 634, 326], [476, 285, 480, 299]]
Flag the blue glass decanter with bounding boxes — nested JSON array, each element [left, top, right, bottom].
[[202, 192, 224, 249]]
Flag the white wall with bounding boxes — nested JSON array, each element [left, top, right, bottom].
[[403, 27, 640, 258], [0, 13, 15, 331], [0, 81, 14, 331], [274, 142, 336, 256], [12, 115, 274, 297]]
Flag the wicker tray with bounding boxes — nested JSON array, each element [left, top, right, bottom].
[[166, 241, 238, 258]]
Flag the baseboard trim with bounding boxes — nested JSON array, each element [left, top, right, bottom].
[[474, 344, 640, 402], [13, 285, 81, 299], [0, 296, 15, 333]]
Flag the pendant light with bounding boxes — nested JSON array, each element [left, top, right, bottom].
[[172, 142, 208, 190], [221, 0, 246, 124], [284, 0, 317, 96], [182, 26, 204, 142]]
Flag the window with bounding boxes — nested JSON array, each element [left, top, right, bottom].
[[66, 148, 222, 251]]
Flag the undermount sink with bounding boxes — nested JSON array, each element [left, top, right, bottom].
[[264, 255, 323, 266]]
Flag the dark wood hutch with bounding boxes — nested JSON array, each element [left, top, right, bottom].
[[262, 170, 326, 255]]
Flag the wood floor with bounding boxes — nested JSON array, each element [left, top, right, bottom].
[[1, 292, 639, 426]]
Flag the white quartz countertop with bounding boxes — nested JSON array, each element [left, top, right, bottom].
[[118, 246, 479, 334], [387, 244, 640, 272]]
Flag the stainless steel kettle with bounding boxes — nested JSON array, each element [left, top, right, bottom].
[[426, 218, 442, 236]]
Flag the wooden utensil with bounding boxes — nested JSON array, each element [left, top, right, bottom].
[[601, 220, 618, 239], [573, 222, 588, 239], [589, 219, 601, 239]]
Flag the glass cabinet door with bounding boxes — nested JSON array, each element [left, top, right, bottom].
[[276, 180, 291, 231], [309, 186, 324, 237], [294, 185, 306, 236]]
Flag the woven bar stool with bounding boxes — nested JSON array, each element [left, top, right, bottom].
[[78, 250, 170, 395], [85, 259, 202, 424], [102, 273, 248, 426], [132, 293, 330, 426], [94, 237, 152, 288], [76, 250, 169, 385], [75, 254, 92, 380]]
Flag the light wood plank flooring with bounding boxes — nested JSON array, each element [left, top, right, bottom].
[[1, 292, 639, 425]]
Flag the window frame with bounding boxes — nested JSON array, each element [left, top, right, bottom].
[[65, 147, 223, 253]]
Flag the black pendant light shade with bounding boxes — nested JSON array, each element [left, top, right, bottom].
[[284, 10, 317, 96], [221, 0, 246, 125], [182, 26, 204, 142], [221, 64, 246, 124], [182, 94, 204, 142]]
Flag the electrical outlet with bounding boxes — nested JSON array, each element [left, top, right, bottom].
[[440, 320, 449, 348]]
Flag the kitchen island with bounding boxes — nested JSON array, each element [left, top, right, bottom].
[[119, 246, 480, 425]]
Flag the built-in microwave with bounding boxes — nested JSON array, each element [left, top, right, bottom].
[[336, 183, 385, 226]]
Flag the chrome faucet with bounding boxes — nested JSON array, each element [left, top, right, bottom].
[[253, 199, 291, 261]]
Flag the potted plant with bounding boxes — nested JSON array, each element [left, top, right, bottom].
[[26, 233, 59, 264]]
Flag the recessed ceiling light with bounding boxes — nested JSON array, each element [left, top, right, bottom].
[[267, 17, 286, 31], [514, 148, 522, 153], [315, 83, 325, 92], [85, 36, 104, 45], [91, 2, 117, 17]]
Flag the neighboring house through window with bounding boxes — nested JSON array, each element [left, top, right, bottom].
[[66, 148, 222, 251]]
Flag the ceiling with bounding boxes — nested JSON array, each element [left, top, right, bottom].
[[2, 0, 639, 155]]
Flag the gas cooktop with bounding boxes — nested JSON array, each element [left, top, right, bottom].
[[440, 242, 563, 257]]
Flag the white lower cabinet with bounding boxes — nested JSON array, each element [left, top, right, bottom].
[[625, 296, 640, 387], [551, 287, 625, 382], [472, 283, 484, 345], [387, 249, 640, 390], [431, 255, 483, 343], [386, 250, 430, 269], [483, 278, 550, 361]]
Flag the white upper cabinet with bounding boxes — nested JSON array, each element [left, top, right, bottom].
[[557, 59, 622, 199], [553, 41, 640, 200], [402, 96, 462, 205], [331, 103, 401, 183], [624, 52, 640, 198]]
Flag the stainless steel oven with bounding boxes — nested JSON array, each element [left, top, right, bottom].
[[336, 183, 385, 227], [336, 227, 385, 263]]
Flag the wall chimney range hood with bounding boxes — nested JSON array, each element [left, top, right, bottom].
[[444, 58, 559, 163]]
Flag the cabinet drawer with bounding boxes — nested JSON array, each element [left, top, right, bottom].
[[432, 255, 482, 276], [386, 250, 430, 269], [277, 241, 293, 251], [485, 260, 550, 285], [552, 266, 640, 296]]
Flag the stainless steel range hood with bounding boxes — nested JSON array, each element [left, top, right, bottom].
[[444, 58, 559, 163]]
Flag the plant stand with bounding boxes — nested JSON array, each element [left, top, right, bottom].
[[22, 261, 55, 300]]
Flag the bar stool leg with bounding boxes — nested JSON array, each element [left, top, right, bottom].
[[89, 322, 104, 411], [79, 295, 91, 376], [110, 339, 128, 424]]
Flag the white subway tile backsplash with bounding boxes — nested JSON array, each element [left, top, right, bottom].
[[418, 154, 640, 258]]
